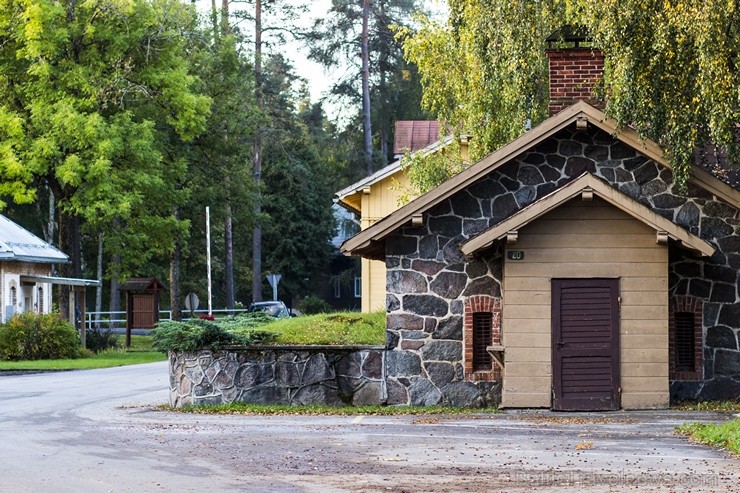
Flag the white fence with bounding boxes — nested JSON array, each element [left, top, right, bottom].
[[84, 309, 251, 331]]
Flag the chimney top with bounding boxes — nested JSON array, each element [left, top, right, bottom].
[[546, 25, 592, 49]]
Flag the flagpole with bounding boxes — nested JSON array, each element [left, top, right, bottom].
[[206, 206, 212, 316]]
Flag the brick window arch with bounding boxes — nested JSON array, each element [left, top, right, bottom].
[[463, 295, 502, 381], [669, 296, 703, 381]]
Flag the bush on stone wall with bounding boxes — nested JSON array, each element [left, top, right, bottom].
[[151, 314, 276, 352], [0, 312, 86, 361]]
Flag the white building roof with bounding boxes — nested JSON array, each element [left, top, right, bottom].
[[0, 214, 68, 263]]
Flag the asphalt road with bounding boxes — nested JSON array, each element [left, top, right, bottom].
[[0, 362, 738, 492]]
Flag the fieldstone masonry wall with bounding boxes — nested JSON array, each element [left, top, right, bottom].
[[385, 124, 739, 406], [169, 346, 385, 407]]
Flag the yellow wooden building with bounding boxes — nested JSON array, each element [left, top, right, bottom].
[[335, 131, 470, 312]]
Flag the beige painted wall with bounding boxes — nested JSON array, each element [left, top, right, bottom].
[[501, 197, 669, 409]]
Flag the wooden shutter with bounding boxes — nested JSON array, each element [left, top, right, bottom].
[[674, 312, 695, 372], [472, 312, 493, 371]]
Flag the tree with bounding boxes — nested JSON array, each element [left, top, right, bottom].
[[401, 0, 739, 191], [259, 56, 336, 303], [0, 0, 210, 314], [308, 0, 429, 176]]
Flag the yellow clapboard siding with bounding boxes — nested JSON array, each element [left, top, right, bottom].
[[505, 305, 551, 320], [503, 376, 551, 393], [620, 348, 668, 363], [622, 277, 669, 292], [514, 233, 657, 249], [505, 347, 551, 362], [621, 319, 668, 334], [621, 376, 669, 392], [507, 247, 669, 264], [507, 262, 667, 278], [524, 218, 657, 235], [505, 361, 552, 377], [502, 332, 551, 348], [620, 290, 668, 306], [621, 334, 668, 349], [501, 197, 669, 406], [621, 362, 669, 378], [620, 305, 668, 320], [621, 392, 669, 409], [504, 291, 550, 305], [502, 391, 551, 408]]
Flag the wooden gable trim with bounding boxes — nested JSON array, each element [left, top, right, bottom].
[[460, 174, 716, 257], [341, 101, 737, 258]]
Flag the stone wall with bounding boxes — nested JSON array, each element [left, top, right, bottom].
[[385, 124, 739, 405], [169, 346, 385, 408]]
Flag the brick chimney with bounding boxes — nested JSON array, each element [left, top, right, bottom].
[[546, 26, 604, 116]]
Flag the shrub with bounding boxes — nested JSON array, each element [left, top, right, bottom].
[[0, 312, 86, 361], [85, 328, 122, 353], [151, 316, 276, 352], [297, 295, 332, 315]]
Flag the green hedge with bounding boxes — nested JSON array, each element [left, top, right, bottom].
[[151, 313, 276, 352], [0, 312, 86, 361]]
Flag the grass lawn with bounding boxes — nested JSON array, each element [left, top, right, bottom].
[[165, 402, 499, 416], [676, 418, 740, 455], [0, 335, 166, 371], [260, 311, 386, 346]]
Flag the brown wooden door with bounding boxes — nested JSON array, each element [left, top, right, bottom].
[[552, 279, 620, 411]]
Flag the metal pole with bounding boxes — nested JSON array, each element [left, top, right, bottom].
[[206, 207, 213, 316]]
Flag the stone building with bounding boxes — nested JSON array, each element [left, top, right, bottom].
[[341, 40, 739, 410]]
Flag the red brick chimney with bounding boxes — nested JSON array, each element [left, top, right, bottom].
[[546, 27, 604, 116]]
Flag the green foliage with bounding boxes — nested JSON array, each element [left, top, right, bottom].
[[265, 311, 386, 346], [152, 311, 385, 350], [672, 400, 740, 413], [401, 0, 739, 193], [0, 0, 211, 278], [297, 296, 333, 315], [170, 403, 499, 415], [394, 138, 468, 201], [85, 328, 122, 354], [151, 316, 276, 352], [676, 419, 740, 455], [0, 312, 86, 361]]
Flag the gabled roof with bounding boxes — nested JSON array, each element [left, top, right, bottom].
[[341, 101, 739, 260], [335, 135, 455, 214], [119, 277, 167, 292], [0, 214, 68, 263], [460, 173, 715, 257]]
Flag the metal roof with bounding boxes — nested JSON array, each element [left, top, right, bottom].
[[20, 275, 100, 287], [0, 214, 68, 263]]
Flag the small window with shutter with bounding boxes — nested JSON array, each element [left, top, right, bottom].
[[669, 296, 702, 381], [472, 312, 493, 372], [674, 312, 695, 372]]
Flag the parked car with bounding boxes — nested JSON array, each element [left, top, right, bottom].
[[247, 301, 291, 318]]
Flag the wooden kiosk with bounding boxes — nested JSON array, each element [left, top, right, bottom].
[[119, 278, 167, 347]]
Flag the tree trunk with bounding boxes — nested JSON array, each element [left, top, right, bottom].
[[57, 212, 81, 322], [361, 0, 373, 175], [95, 233, 103, 329], [252, 0, 263, 302], [169, 244, 181, 322], [225, 201, 235, 310], [109, 255, 121, 329]]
